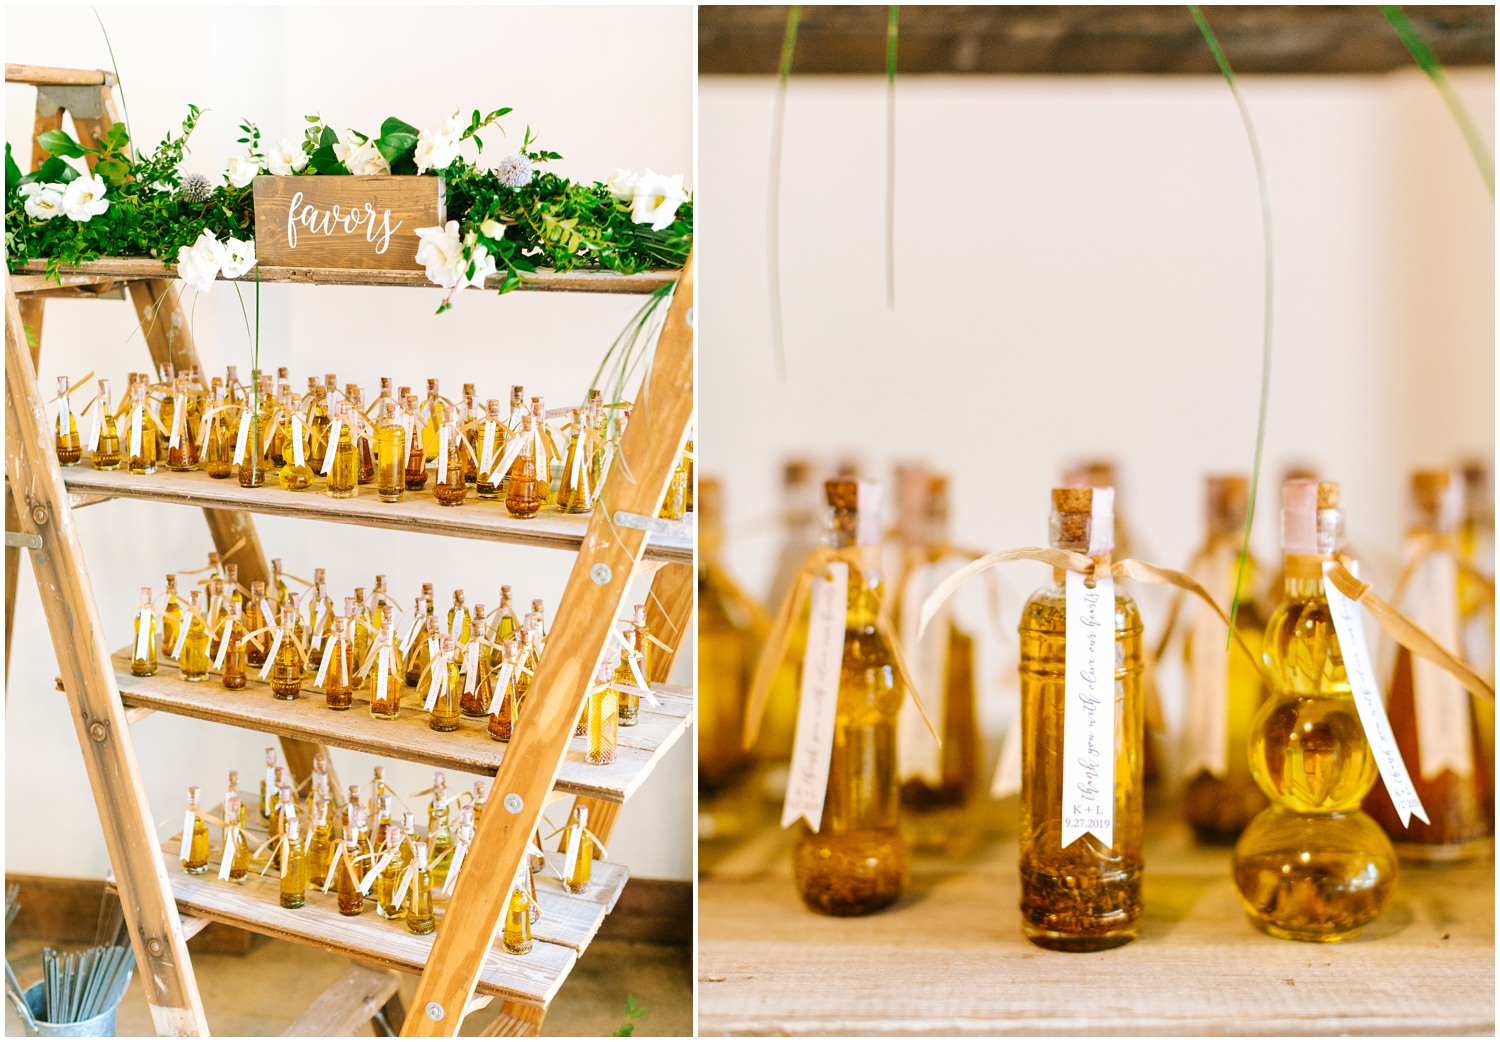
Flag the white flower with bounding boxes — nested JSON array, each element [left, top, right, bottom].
[[415, 220, 495, 294], [60, 174, 109, 221], [20, 182, 64, 221], [494, 153, 534, 189], [630, 170, 687, 231], [479, 219, 508, 240], [225, 153, 263, 189], [343, 138, 390, 176], [414, 133, 461, 175], [220, 237, 257, 279], [176, 230, 226, 293], [604, 168, 638, 201], [265, 138, 308, 176]]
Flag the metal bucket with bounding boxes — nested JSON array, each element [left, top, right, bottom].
[[17, 982, 119, 1037]]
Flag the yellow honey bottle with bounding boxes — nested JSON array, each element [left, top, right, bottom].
[[432, 417, 469, 507], [325, 401, 359, 499], [375, 823, 409, 920], [306, 798, 336, 891], [486, 638, 523, 742], [406, 616, 440, 688], [320, 612, 355, 710], [402, 393, 429, 491], [87, 378, 122, 470], [375, 401, 407, 502], [177, 591, 210, 682], [180, 786, 210, 874], [1182, 476, 1270, 843], [1232, 479, 1396, 941], [474, 399, 506, 499], [54, 375, 82, 465], [366, 619, 405, 720], [502, 876, 534, 955], [124, 382, 158, 474], [427, 773, 454, 888], [279, 815, 309, 910], [335, 826, 366, 916], [659, 445, 689, 521], [222, 789, 250, 883], [556, 408, 592, 513], [420, 378, 447, 464], [129, 587, 158, 677], [561, 805, 595, 894], [306, 385, 333, 473], [269, 609, 305, 699], [426, 635, 463, 733], [220, 603, 249, 689], [505, 413, 544, 519], [792, 478, 908, 917], [1019, 487, 1143, 951], [165, 377, 197, 471], [405, 841, 437, 935], [587, 658, 619, 765]]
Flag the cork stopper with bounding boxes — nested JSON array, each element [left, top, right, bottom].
[[1410, 469, 1462, 531], [1281, 478, 1340, 554], [57, 375, 70, 395], [825, 478, 860, 512], [1064, 460, 1116, 490], [1050, 487, 1115, 554], [927, 475, 950, 526], [1052, 487, 1095, 514], [894, 463, 931, 544], [463, 383, 476, 396], [1316, 481, 1339, 510], [783, 459, 811, 486], [1206, 475, 1250, 535], [834, 457, 862, 479]]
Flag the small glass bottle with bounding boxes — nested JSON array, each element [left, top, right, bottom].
[[306, 386, 333, 474], [326, 402, 359, 499], [406, 841, 437, 935], [376, 824, 409, 920], [236, 386, 269, 488], [277, 398, 315, 492], [403, 394, 429, 491], [428, 773, 454, 888], [267, 386, 292, 467], [427, 635, 463, 733], [181, 786, 211, 874], [684, 435, 695, 512], [793, 479, 909, 918], [89, 378, 123, 470], [222, 790, 250, 883], [375, 401, 407, 503], [502, 877, 534, 955], [178, 591, 210, 682], [279, 816, 308, 910], [336, 826, 365, 916], [305, 572, 333, 669], [306, 798, 336, 890], [366, 620, 405, 720], [587, 659, 620, 765], [125, 382, 158, 474], [321, 613, 355, 710], [432, 419, 469, 507], [446, 590, 473, 645], [505, 413, 543, 519], [1233, 480, 1396, 941], [658, 447, 689, 521], [269, 610, 305, 699], [406, 616, 440, 688], [474, 399, 506, 499], [615, 626, 643, 728], [458, 602, 493, 717], [164, 377, 197, 472], [244, 580, 271, 668], [529, 397, 556, 505], [1365, 470, 1493, 860], [200, 386, 234, 478], [131, 587, 158, 677], [556, 409, 592, 513], [458, 383, 480, 482], [420, 378, 446, 464], [158, 574, 183, 661], [349, 388, 376, 484], [220, 603, 249, 689], [561, 805, 595, 894], [54, 375, 82, 465], [487, 639, 524, 742], [259, 747, 278, 820]]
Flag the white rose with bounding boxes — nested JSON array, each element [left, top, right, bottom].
[[479, 219, 508, 241], [630, 170, 687, 231], [265, 138, 308, 176], [343, 138, 391, 177], [415, 220, 494, 295], [225, 154, 263, 189], [462, 243, 497, 290], [414, 132, 461, 175], [176, 229, 226, 293], [21, 182, 64, 221], [60, 174, 109, 222], [220, 237, 257, 280], [604, 168, 638, 201]]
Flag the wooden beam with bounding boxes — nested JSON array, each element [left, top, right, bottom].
[[5, 296, 44, 686], [401, 253, 695, 1037], [5, 277, 209, 1036], [282, 963, 401, 1037], [699, 4, 1497, 75], [644, 562, 692, 684], [5, 64, 113, 86]]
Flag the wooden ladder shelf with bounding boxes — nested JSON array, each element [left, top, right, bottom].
[[5, 65, 695, 1037]]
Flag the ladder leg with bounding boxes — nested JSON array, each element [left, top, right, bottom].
[[6, 279, 210, 1035], [644, 561, 692, 682], [5, 297, 45, 685]]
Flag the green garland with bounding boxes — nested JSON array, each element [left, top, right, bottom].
[[3, 106, 693, 299]]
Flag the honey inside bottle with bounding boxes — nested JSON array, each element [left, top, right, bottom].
[[587, 658, 619, 765], [130, 587, 158, 677], [791, 478, 909, 917], [180, 786, 210, 874], [91, 379, 123, 470], [54, 375, 82, 465], [1364, 470, 1493, 860], [1232, 479, 1397, 942], [125, 382, 157, 474], [1018, 487, 1143, 952], [403, 393, 429, 491], [375, 401, 407, 502], [505, 413, 544, 519]]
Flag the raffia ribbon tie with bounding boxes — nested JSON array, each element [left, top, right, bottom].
[[1391, 533, 1496, 606], [742, 544, 940, 750]]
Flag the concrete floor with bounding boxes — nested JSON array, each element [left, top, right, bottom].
[[5, 933, 691, 1036]]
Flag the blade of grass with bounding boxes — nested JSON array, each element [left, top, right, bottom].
[[768, 5, 801, 379], [1380, 5, 1494, 198], [90, 7, 133, 149], [886, 5, 898, 309], [1190, 5, 1274, 649]]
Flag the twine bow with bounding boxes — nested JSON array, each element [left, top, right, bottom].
[[1391, 532, 1496, 607]]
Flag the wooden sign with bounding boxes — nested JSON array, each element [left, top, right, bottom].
[[251, 175, 444, 271]]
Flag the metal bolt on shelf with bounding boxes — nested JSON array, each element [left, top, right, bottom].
[[426, 1002, 444, 1022], [503, 793, 525, 814]]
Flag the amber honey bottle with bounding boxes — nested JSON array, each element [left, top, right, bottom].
[[505, 413, 543, 519], [279, 816, 309, 910], [405, 841, 437, 935], [335, 827, 365, 916], [587, 658, 619, 765], [176, 592, 209, 681], [89, 379, 122, 470], [320, 613, 355, 710], [236, 384, 269, 489], [427, 636, 463, 733], [1018, 487, 1143, 951], [792, 479, 909, 918], [475, 399, 506, 499], [180, 786, 211, 874], [124, 383, 157, 474], [306, 386, 333, 473], [557, 409, 592, 513], [1182, 476, 1270, 843], [375, 401, 407, 502], [306, 799, 336, 890], [269, 609, 305, 699], [367, 620, 405, 719], [487, 639, 523, 742], [326, 402, 359, 499], [222, 790, 250, 883], [502, 878, 534, 955], [1365, 470, 1493, 860], [54, 375, 82, 465], [459, 604, 494, 718], [432, 417, 469, 507], [1232, 480, 1396, 942], [165, 378, 197, 472], [375, 824, 409, 920], [696, 479, 754, 794], [407, 617, 440, 688], [561, 805, 595, 894], [403, 394, 429, 491]]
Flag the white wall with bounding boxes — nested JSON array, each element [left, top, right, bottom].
[[700, 71, 1493, 758], [6, 6, 694, 880]]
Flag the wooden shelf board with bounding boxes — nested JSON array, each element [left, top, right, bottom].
[[109, 647, 696, 804], [62, 465, 692, 565], [697, 807, 1495, 1036], [110, 825, 630, 1010], [12, 257, 678, 295]]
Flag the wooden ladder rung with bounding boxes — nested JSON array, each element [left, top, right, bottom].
[[281, 963, 402, 1037], [178, 914, 211, 942], [5, 64, 114, 87]]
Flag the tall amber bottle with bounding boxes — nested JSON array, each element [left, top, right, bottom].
[[221, 603, 248, 690], [505, 414, 543, 519], [124, 383, 157, 475], [1018, 487, 1143, 951], [326, 402, 359, 499], [375, 401, 407, 502], [403, 394, 429, 491], [366, 620, 405, 719], [1365, 470, 1492, 860], [1181, 476, 1270, 843], [90, 378, 123, 470], [180, 786, 210, 874], [1232, 479, 1397, 941], [792, 479, 908, 917], [131, 587, 158, 677], [54, 375, 82, 464]]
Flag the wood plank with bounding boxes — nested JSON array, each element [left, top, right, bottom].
[[697, 818, 1496, 1036], [698, 4, 1497, 75], [253, 175, 443, 271], [13, 257, 678, 295], [105, 647, 695, 804], [281, 963, 401, 1037], [4, 278, 210, 1036], [644, 562, 693, 683], [61, 464, 693, 565], [5, 64, 113, 86], [402, 252, 696, 1036]]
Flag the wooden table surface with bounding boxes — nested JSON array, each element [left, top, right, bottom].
[[698, 803, 1495, 1036]]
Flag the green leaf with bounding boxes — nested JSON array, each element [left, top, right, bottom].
[[103, 121, 130, 149], [310, 125, 348, 175], [304, 113, 321, 123], [380, 116, 420, 140], [37, 129, 87, 159], [33, 155, 80, 184], [5, 144, 21, 194], [93, 158, 130, 187]]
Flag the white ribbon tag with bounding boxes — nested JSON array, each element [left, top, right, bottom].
[[314, 635, 336, 688], [436, 427, 450, 484], [1061, 570, 1116, 850], [897, 560, 948, 785], [564, 825, 584, 879], [86, 399, 104, 452], [423, 658, 448, 711], [172, 617, 191, 659], [448, 610, 463, 639], [218, 829, 236, 881], [213, 622, 233, 670], [259, 631, 285, 681], [359, 850, 394, 894], [624, 651, 660, 707], [320, 418, 342, 476], [1184, 547, 1234, 779], [181, 810, 196, 860], [376, 648, 392, 703], [394, 863, 416, 906], [1404, 545, 1472, 779], [442, 845, 467, 896], [135, 608, 152, 660], [233, 411, 252, 464], [291, 415, 307, 467], [463, 641, 481, 694], [168, 396, 184, 450], [780, 561, 848, 831], [130, 406, 144, 459], [259, 599, 276, 631], [1323, 565, 1430, 827], [479, 423, 497, 476], [493, 663, 515, 706]]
